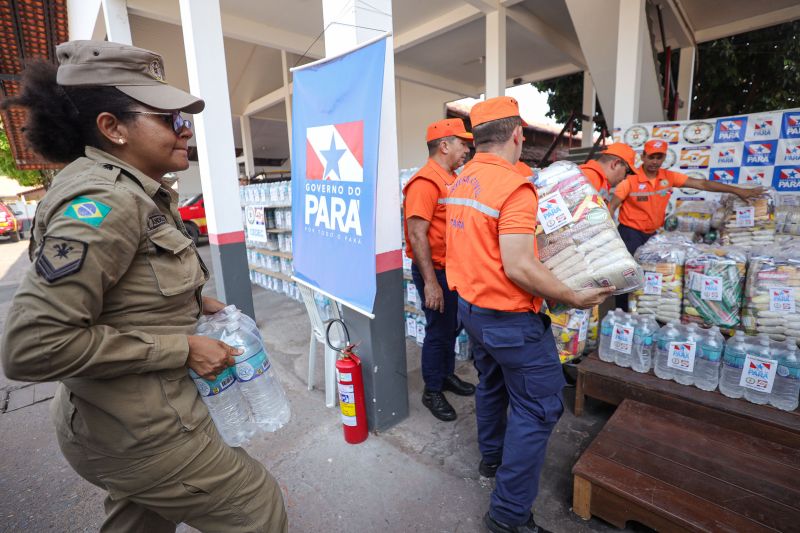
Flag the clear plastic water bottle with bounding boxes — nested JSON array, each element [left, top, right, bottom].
[[189, 368, 254, 447], [672, 323, 698, 386], [654, 321, 681, 381], [770, 338, 800, 411], [614, 313, 637, 368], [720, 331, 748, 399], [598, 310, 615, 361], [631, 316, 658, 373], [189, 324, 254, 447], [744, 334, 775, 405], [222, 323, 291, 432], [694, 326, 724, 392], [455, 330, 470, 361]]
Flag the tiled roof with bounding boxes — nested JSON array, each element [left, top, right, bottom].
[[0, 0, 69, 170]]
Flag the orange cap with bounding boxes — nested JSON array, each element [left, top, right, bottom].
[[470, 96, 529, 128], [602, 142, 636, 170], [644, 139, 668, 155], [426, 118, 473, 142]]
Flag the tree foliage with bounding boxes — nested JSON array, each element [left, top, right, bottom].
[[534, 20, 800, 128], [691, 20, 800, 118], [0, 118, 45, 188]]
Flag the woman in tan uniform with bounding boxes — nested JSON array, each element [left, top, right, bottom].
[[0, 41, 287, 532]]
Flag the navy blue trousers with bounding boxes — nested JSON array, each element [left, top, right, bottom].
[[459, 299, 565, 526], [411, 264, 459, 391], [617, 223, 655, 310]]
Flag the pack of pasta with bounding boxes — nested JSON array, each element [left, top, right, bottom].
[[742, 247, 800, 341], [682, 244, 747, 331], [629, 234, 691, 323], [533, 161, 643, 294], [718, 188, 775, 248]]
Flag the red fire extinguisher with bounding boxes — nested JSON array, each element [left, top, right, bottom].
[[326, 319, 368, 444]]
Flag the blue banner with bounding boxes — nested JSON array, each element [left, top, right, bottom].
[[614, 108, 800, 193], [291, 37, 386, 314]]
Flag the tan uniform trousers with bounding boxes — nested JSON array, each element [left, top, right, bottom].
[[56, 422, 288, 532]]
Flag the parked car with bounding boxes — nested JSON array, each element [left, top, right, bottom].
[[0, 202, 22, 242], [177, 193, 207, 245]]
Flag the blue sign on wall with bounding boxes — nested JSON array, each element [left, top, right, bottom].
[[291, 37, 387, 314]]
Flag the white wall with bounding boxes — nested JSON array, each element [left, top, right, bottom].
[[396, 79, 461, 170]]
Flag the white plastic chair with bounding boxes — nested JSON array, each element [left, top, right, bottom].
[[298, 284, 343, 408]]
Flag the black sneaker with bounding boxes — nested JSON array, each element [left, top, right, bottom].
[[479, 459, 500, 478], [422, 390, 457, 421], [442, 374, 476, 396], [484, 513, 552, 533]]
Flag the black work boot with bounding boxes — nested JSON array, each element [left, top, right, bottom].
[[478, 459, 500, 478], [484, 513, 552, 533], [422, 389, 457, 421], [442, 374, 476, 396]]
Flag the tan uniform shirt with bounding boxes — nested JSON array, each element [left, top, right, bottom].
[[2, 148, 210, 491]]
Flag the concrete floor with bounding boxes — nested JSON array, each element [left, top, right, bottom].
[[0, 239, 643, 532]]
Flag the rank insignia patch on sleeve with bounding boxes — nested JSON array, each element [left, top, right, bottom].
[[64, 196, 111, 227], [35, 236, 88, 282]]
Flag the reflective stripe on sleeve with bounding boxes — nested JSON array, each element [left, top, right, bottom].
[[438, 197, 500, 218], [629, 188, 672, 197]]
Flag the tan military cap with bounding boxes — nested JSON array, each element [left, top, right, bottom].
[[56, 40, 204, 114]]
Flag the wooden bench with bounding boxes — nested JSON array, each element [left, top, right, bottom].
[[574, 353, 800, 447], [573, 400, 800, 532]]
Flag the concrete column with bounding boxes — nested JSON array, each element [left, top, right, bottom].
[[581, 70, 596, 147], [240, 115, 255, 178], [485, 7, 507, 98], [66, 0, 105, 41], [676, 46, 696, 121], [322, 0, 407, 432], [179, 0, 254, 318], [281, 50, 293, 156], [101, 0, 132, 44], [613, 0, 646, 129]]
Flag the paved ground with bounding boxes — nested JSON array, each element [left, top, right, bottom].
[[0, 238, 639, 533]]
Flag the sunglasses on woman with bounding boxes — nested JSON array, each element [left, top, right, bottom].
[[123, 111, 193, 133]]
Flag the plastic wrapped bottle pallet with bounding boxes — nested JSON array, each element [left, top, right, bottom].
[[532, 161, 643, 296], [682, 244, 747, 332]]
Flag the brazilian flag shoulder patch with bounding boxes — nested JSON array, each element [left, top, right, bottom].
[[64, 196, 111, 228]]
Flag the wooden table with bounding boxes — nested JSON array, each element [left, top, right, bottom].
[[573, 400, 800, 532], [575, 352, 800, 447]]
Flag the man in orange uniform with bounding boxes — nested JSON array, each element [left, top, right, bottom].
[[609, 139, 764, 256], [579, 142, 636, 200], [514, 160, 532, 178], [403, 118, 476, 421], [444, 96, 614, 533]]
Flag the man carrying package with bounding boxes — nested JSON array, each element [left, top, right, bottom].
[[609, 139, 763, 255], [580, 142, 637, 200], [403, 118, 476, 421], [444, 96, 614, 533]]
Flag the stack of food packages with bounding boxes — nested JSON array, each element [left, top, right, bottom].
[[545, 305, 599, 363], [718, 188, 775, 248], [533, 161, 643, 299], [682, 245, 747, 333], [668, 200, 718, 234], [742, 246, 800, 341], [775, 194, 800, 236], [629, 233, 693, 323]]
